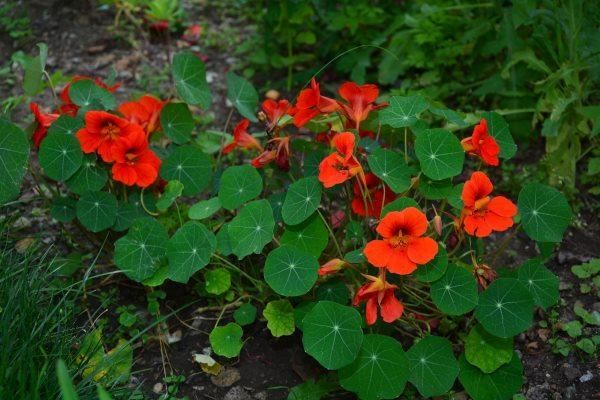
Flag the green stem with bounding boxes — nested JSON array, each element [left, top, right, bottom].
[[317, 208, 344, 258]]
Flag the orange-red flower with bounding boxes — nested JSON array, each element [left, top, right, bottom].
[[337, 82, 386, 130], [351, 173, 395, 217], [460, 171, 517, 237], [76, 111, 138, 162], [118, 95, 164, 136], [293, 78, 339, 128], [262, 99, 294, 131], [181, 24, 202, 44], [461, 118, 500, 166], [222, 119, 263, 154], [318, 132, 364, 188], [318, 258, 346, 276], [30, 102, 59, 149], [364, 207, 439, 275], [251, 136, 290, 171], [110, 126, 161, 188], [353, 273, 404, 325]]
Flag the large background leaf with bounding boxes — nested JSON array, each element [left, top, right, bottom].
[[172, 51, 212, 109], [226, 71, 259, 122], [0, 120, 29, 204]]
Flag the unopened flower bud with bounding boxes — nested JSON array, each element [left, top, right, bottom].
[[433, 215, 443, 236], [318, 258, 345, 276]]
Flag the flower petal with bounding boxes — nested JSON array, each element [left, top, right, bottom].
[[407, 237, 439, 265], [364, 240, 392, 268], [386, 247, 417, 275]]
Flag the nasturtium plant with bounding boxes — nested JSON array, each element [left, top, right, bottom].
[[7, 55, 574, 399], [233, 303, 257, 326], [160, 102, 194, 144], [167, 221, 216, 283], [160, 145, 212, 196], [209, 323, 243, 358], [338, 335, 409, 400], [281, 176, 322, 225], [406, 336, 459, 398], [263, 299, 295, 337], [264, 246, 319, 296], [430, 265, 478, 316], [114, 218, 168, 282], [302, 301, 363, 370], [227, 199, 274, 259], [218, 165, 263, 210], [0, 120, 29, 203]]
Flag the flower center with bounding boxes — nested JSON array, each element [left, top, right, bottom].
[[474, 196, 490, 211], [125, 152, 138, 163], [101, 123, 120, 139], [388, 234, 409, 248]]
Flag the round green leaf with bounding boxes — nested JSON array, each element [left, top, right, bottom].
[[378, 95, 428, 128], [218, 165, 263, 210], [263, 299, 295, 337], [76, 191, 117, 232], [481, 111, 516, 160], [415, 129, 464, 180], [205, 268, 231, 295], [339, 335, 409, 400], [419, 177, 453, 200], [316, 281, 350, 304], [228, 199, 274, 259], [302, 301, 364, 370], [161, 102, 194, 144], [172, 51, 212, 109], [167, 221, 216, 283], [50, 196, 77, 222], [280, 213, 328, 258], [160, 145, 213, 196], [414, 246, 447, 282], [407, 336, 459, 398], [38, 133, 83, 181], [233, 303, 257, 326], [0, 120, 29, 203], [381, 197, 418, 217], [226, 71, 259, 122], [294, 301, 316, 331], [264, 246, 319, 296], [209, 323, 243, 358], [458, 353, 523, 400], [367, 148, 412, 193], [69, 79, 116, 110], [518, 183, 571, 243], [517, 260, 559, 309], [66, 154, 107, 194], [112, 202, 140, 232], [282, 177, 322, 225], [268, 192, 285, 222], [430, 265, 478, 315], [465, 324, 513, 373], [47, 115, 83, 135], [475, 278, 534, 338], [188, 197, 221, 220], [114, 217, 169, 282]]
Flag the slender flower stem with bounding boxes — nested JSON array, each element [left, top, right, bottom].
[[317, 208, 344, 258]]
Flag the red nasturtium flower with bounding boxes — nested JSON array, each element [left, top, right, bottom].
[[337, 82, 386, 130], [293, 78, 339, 128], [353, 273, 404, 325], [460, 171, 517, 237], [118, 95, 164, 136], [76, 111, 138, 162], [364, 207, 439, 275], [110, 126, 161, 188], [222, 119, 263, 154], [318, 132, 364, 188], [251, 136, 291, 171], [261, 99, 294, 131], [181, 24, 202, 44], [30, 102, 59, 149], [351, 173, 395, 217], [461, 118, 500, 166]]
